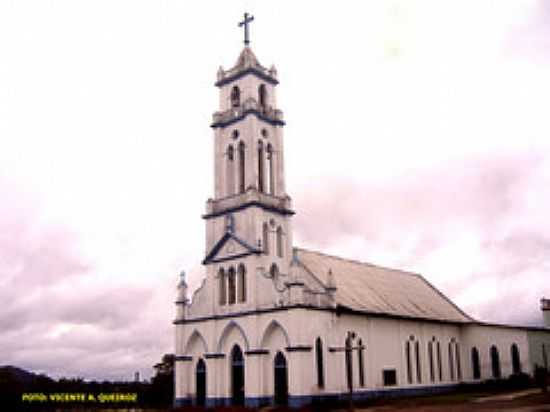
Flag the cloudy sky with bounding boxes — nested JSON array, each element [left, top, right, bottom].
[[1, 0, 549, 380]]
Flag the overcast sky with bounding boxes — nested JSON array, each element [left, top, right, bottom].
[[1, 0, 549, 381]]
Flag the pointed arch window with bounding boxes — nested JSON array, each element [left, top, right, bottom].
[[219, 268, 226, 305], [315, 337, 325, 388], [471, 347, 481, 379], [405, 340, 412, 384], [231, 86, 240, 108], [266, 144, 274, 195], [448, 342, 455, 381], [276, 226, 283, 258], [237, 264, 246, 303], [258, 84, 267, 109], [415, 340, 422, 383], [511, 344, 521, 374], [226, 145, 235, 196], [456, 342, 462, 380], [358, 338, 365, 387], [263, 222, 269, 254], [227, 267, 236, 305], [238, 141, 245, 193], [490, 345, 501, 378], [258, 140, 265, 192], [428, 340, 435, 382], [437, 341, 442, 381]]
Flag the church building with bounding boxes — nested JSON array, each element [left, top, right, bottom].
[[174, 15, 550, 408]]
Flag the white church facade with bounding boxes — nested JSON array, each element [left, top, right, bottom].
[[174, 16, 550, 408]]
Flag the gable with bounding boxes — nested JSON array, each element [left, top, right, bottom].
[[203, 231, 261, 265]]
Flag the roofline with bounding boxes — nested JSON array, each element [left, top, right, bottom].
[[469, 320, 550, 333], [215, 67, 278, 88]]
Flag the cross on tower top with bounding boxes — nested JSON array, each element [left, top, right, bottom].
[[238, 12, 254, 46]]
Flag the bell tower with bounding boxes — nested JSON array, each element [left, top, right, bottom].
[[202, 14, 294, 311]]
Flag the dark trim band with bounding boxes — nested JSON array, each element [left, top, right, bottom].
[[175, 355, 193, 361], [202, 201, 295, 220], [285, 345, 312, 352], [245, 349, 269, 356], [211, 110, 285, 129], [215, 68, 278, 88], [204, 353, 226, 359]]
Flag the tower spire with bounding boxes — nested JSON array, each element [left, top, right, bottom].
[[238, 12, 254, 46]]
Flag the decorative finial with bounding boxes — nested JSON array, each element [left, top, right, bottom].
[[238, 12, 254, 46]]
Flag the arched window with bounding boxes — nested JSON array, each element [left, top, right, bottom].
[[258, 84, 267, 109], [231, 86, 240, 108], [511, 344, 521, 374], [358, 338, 365, 387], [437, 341, 442, 381], [226, 145, 235, 196], [415, 340, 422, 383], [448, 342, 455, 381], [405, 340, 412, 384], [315, 337, 324, 388], [471, 347, 481, 379], [263, 222, 269, 254], [238, 141, 245, 193], [237, 264, 246, 303], [428, 340, 435, 382], [196, 358, 207, 406], [455, 343, 462, 380], [257, 141, 265, 192], [276, 226, 283, 258], [227, 267, 236, 304], [219, 268, 226, 305], [231, 345, 245, 405], [490, 345, 501, 379], [266, 144, 274, 195]]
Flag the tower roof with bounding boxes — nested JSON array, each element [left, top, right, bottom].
[[215, 46, 278, 87]]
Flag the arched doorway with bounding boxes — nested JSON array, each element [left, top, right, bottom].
[[231, 345, 245, 405], [273, 351, 288, 406], [195, 358, 206, 406]]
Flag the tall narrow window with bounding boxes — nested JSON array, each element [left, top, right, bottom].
[[266, 144, 274, 195], [406, 340, 412, 384], [238, 141, 245, 193], [270, 263, 279, 279], [490, 345, 501, 378], [437, 341, 442, 381], [358, 339, 365, 387], [511, 344, 521, 374], [218, 268, 226, 305], [471, 347, 481, 379], [231, 86, 240, 107], [258, 84, 267, 109], [543, 344, 548, 370], [228, 267, 236, 304], [448, 342, 455, 381], [415, 340, 422, 383], [257, 141, 264, 192], [455, 343, 462, 380], [226, 145, 234, 196], [263, 222, 269, 254], [428, 341, 434, 382], [315, 337, 324, 388], [276, 226, 283, 258], [237, 264, 246, 303]]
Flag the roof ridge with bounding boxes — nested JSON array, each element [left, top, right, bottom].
[[294, 246, 422, 278]]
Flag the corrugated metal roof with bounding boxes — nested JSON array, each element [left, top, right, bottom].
[[295, 248, 472, 323]]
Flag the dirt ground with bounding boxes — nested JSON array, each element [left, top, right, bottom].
[[347, 389, 550, 412]]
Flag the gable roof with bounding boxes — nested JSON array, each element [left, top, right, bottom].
[[202, 231, 261, 265], [295, 248, 472, 324]]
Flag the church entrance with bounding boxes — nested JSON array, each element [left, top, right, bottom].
[[195, 358, 206, 407], [231, 345, 245, 405], [273, 351, 288, 406]]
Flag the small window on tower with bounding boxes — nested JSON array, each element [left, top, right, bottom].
[[258, 84, 267, 108], [232, 129, 239, 140], [231, 86, 240, 108], [261, 128, 268, 138]]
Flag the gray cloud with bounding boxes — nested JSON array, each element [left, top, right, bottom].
[[293, 149, 550, 326]]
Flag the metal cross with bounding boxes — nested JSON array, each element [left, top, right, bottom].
[[238, 12, 254, 46]]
